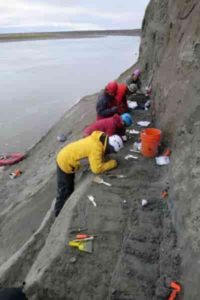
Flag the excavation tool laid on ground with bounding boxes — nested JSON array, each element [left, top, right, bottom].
[[93, 176, 112, 186], [69, 238, 93, 253], [168, 282, 181, 300]]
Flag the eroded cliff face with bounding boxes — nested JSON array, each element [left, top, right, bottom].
[[0, 1, 199, 299], [139, 0, 200, 298]]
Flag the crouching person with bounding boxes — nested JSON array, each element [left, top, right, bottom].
[[83, 113, 133, 139], [126, 68, 142, 94], [55, 131, 123, 217], [96, 81, 118, 120]]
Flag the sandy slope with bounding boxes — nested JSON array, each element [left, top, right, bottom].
[[1, 0, 199, 298], [0, 94, 97, 265], [0, 89, 180, 299]]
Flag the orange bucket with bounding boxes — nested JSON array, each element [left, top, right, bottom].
[[140, 128, 162, 157]]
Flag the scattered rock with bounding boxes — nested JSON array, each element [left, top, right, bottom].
[[69, 257, 77, 264], [57, 134, 67, 142]]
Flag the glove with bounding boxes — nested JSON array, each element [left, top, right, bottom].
[[109, 159, 118, 169]]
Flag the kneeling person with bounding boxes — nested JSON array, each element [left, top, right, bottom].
[[55, 131, 123, 217], [83, 113, 133, 138], [126, 68, 142, 94], [96, 81, 118, 120]]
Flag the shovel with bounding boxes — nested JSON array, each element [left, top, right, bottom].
[[93, 176, 112, 186], [69, 240, 93, 253]]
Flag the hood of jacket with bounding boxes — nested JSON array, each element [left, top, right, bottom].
[[116, 83, 128, 104], [90, 131, 108, 151]]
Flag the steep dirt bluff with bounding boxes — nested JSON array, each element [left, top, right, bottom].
[[138, 0, 200, 298], [0, 0, 199, 299]]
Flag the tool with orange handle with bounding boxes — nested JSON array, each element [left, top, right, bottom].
[[162, 190, 168, 198], [9, 169, 22, 179], [163, 148, 171, 157], [76, 234, 91, 239], [168, 281, 181, 300]]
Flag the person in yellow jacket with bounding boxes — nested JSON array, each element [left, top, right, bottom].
[[55, 131, 123, 217]]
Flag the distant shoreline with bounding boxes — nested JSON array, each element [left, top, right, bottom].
[[0, 29, 141, 43]]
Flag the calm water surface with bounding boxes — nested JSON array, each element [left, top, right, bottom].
[[0, 36, 140, 152]]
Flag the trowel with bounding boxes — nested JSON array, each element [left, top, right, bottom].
[[93, 176, 112, 186], [69, 239, 93, 253]]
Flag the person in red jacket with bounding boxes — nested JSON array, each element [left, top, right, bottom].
[[83, 113, 133, 137], [115, 83, 129, 114], [96, 81, 118, 120]]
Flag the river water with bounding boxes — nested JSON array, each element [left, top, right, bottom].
[[0, 36, 140, 152]]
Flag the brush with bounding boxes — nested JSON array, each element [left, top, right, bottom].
[[93, 176, 112, 186]]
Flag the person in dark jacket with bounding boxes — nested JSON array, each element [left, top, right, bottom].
[[0, 288, 28, 300], [96, 81, 118, 120], [83, 113, 133, 137], [126, 69, 142, 93]]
